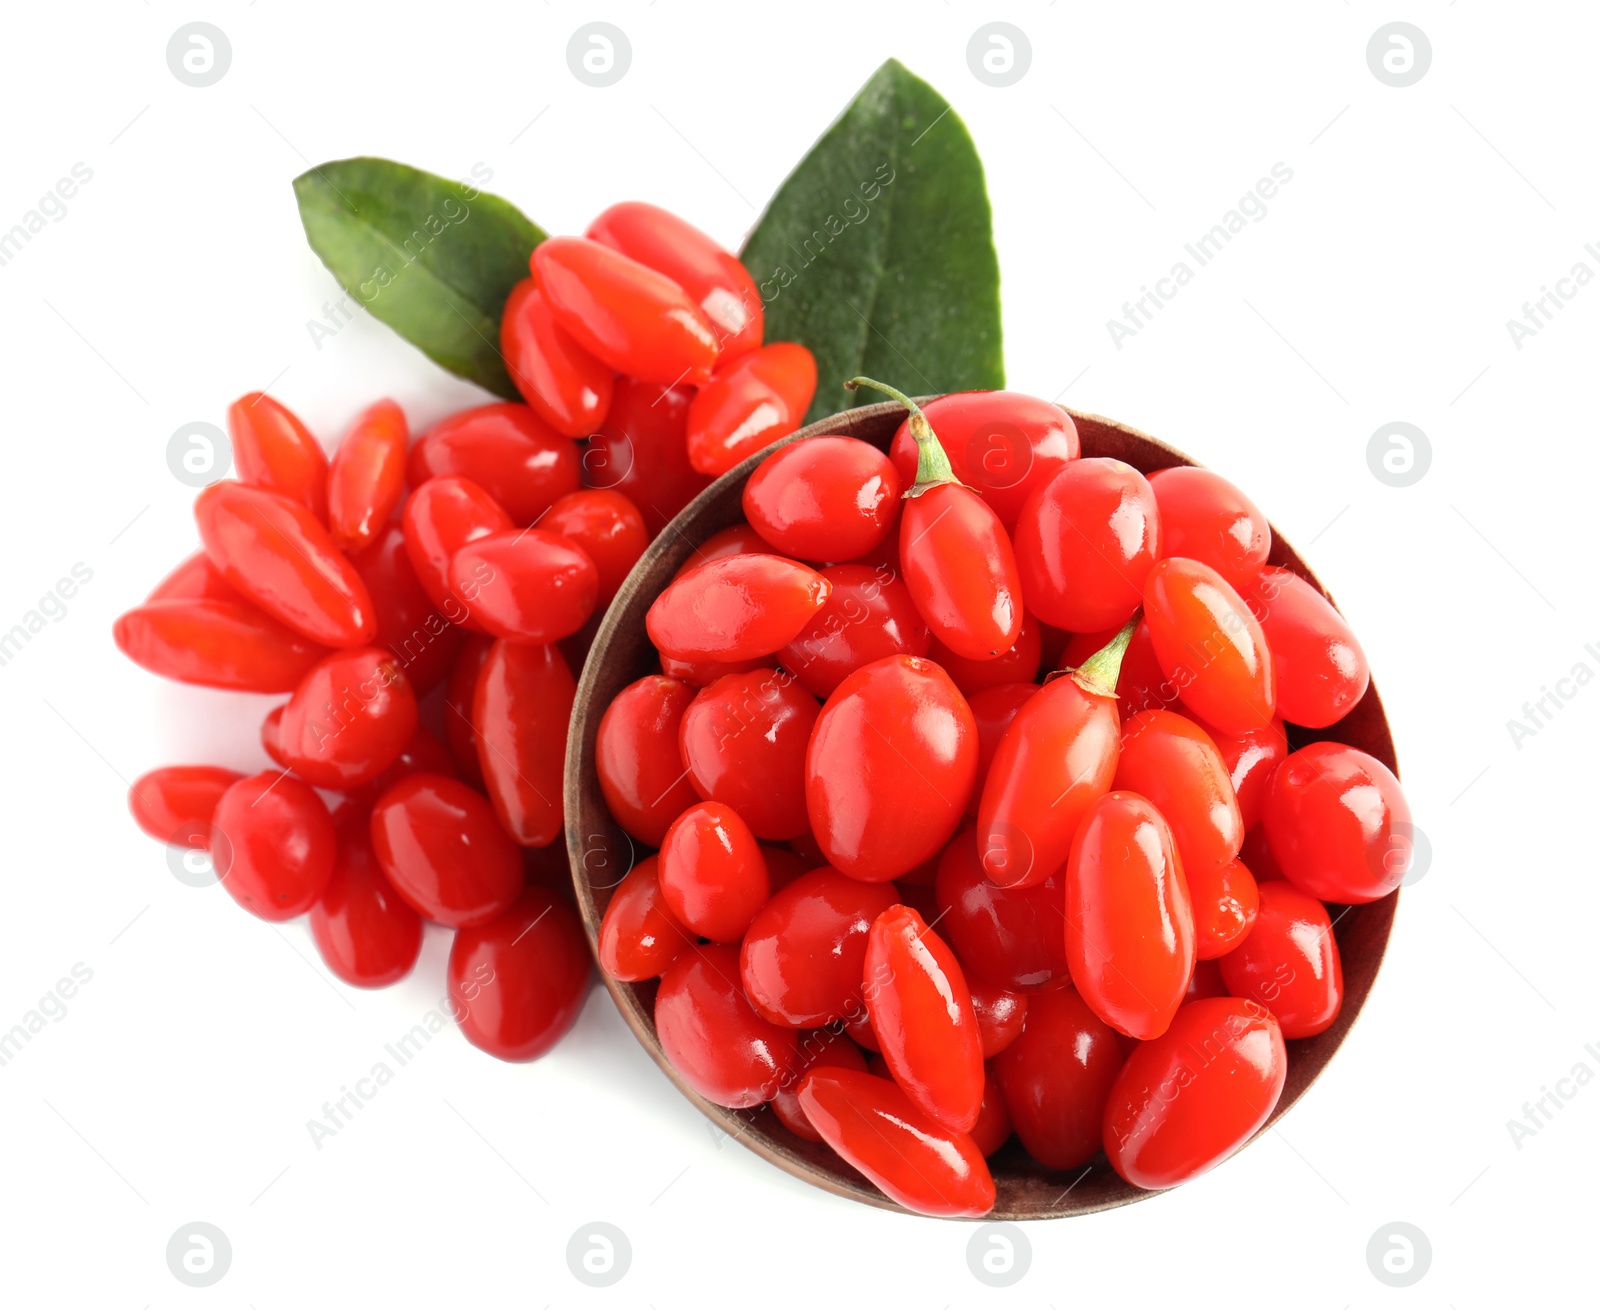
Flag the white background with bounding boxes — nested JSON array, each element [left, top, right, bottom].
[[1, 1, 1593, 1304]]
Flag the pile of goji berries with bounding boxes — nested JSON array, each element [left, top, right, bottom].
[[596, 378, 1412, 1217], [116, 203, 817, 1062]]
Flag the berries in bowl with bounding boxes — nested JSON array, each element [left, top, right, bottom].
[[567, 385, 1408, 1220]]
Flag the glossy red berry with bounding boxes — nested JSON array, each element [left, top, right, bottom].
[[1188, 855, 1261, 960], [968, 979, 1029, 1059], [796, 1069, 995, 1217], [227, 392, 328, 519], [927, 612, 1041, 699], [971, 1071, 1015, 1157], [442, 636, 491, 785], [370, 773, 523, 926], [1181, 712, 1287, 832], [1219, 880, 1343, 1037], [1014, 458, 1160, 631], [647, 554, 830, 662], [888, 390, 1079, 528], [450, 529, 599, 644], [347, 524, 464, 695], [656, 943, 798, 1107], [658, 801, 770, 942], [594, 675, 700, 846], [864, 904, 985, 1132], [540, 489, 648, 604], [114, 599, 328, 692], [449, 885, 591, 1061], [582, 377, 711, 536], [1242, 567, 1370, 728], [1148, 465, 1270, 589], [934, 830, 1071, 992], [360, 723, 460, 797], [769, 1029, 868, 1142], [740, 869, 900, 1028], [326, 400, 409, 554], [741, 435, 901, 562], [587, 201, 764, 360], [896, 426, 1024, 660], [276, 647, 418, 789], [195, 482, 375, 647], [992, 985, 1124, 1169], [211, 771, 336, 921], [146, 550, 236, 604], [533, 235, 719, 386], [977, 627, 1128, 888], [1066, 791, 1196, 1040], [473, 639, 574, 847], [679, 669, 818, 840], [805, 655, 977, 883], [128, 765, 242, 848], [309, 819, 423, 987], [400, 476, 514, 630], [409, 403, 580, 526], [686, 344, 817, 475], [1185, 957, 1230, 1002], [500, 277, 615, 438], [779, 563, 930, 699], [965, 682, 1038, 819], [669, 522, 772, 582], [1144, 556, 1276, 734], [1115, 709, 1244, 882], [1262, 742, 1412, 903], [597, 855, 694, 982], [1103, 998, 1287, 1190]]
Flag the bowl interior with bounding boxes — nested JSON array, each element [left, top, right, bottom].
[[564, 399, 1399, 1220]]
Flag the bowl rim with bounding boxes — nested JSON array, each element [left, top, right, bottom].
[[564, 396, 1401, 1221]]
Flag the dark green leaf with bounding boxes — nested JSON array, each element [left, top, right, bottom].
[[740, 59, 1003, 424], [293, 158, 545, 398]]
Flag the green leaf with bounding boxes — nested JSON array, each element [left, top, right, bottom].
[[740, 60, 1003, 424], [293, 158, 546, 398]]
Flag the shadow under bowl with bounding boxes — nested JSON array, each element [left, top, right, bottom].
[[564, 398, 1400, 1220]]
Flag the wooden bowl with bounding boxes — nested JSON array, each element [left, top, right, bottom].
[[564, 399, 1400, 1220]]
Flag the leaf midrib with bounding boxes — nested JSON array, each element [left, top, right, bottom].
[[299, 180, 500, 335]]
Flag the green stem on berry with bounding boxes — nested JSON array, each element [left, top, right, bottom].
[[1046, 611, 1140, 698], [844, 376, 960, 498]]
